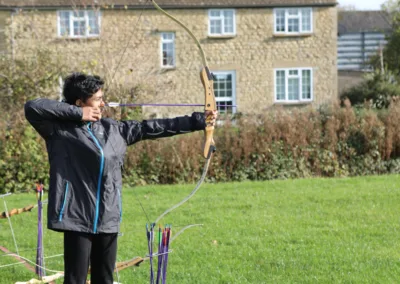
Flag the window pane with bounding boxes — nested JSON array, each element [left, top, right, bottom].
[[301, 9, 311, 32], [162, 43, 174, 66], [275, 10, 285, 32], [288, 18, 299, 32], [73, 20, 85, 36], [289, 70, 298, 76], [302, 70, 311, 99], [288, 9, 298, 16], [161, 33, 175, 67], [213, 73, 235, 114], [288, 78, 299, 100], [223, 10, 233, 18], [210, 10, 220, 17], [214, 74, 232, 97], [73, 10, 85, 18], [162, 33, 173, 40], [224, 17, 234, 33], [217, 101, 233, 114], [210, 19, 222, 34], [87, 11, 100, 35], [276, 70, 285, 100], [59, 11, 70, 36]]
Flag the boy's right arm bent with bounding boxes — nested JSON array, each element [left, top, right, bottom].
[[24, 98, 83, 139]]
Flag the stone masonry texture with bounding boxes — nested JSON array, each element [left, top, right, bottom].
[[2, 6, 338, 117]]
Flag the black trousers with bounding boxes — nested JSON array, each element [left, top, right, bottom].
[[63, 231, 118, 284]]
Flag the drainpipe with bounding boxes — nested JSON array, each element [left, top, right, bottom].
[[10, 9, 16, 65]]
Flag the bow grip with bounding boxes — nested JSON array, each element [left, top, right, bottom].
[[200, 67, 217, 159]]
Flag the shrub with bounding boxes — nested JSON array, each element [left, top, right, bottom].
[[3, 103, 400, 193], [340, 71, 400, 109]]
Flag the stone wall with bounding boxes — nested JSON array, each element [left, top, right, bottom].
[[0, 11, 10, 54], [6, 6, 338, 117]]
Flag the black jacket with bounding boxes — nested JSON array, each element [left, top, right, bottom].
[[25, 99, 205, 234]]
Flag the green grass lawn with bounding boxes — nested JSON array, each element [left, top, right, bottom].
[[1, 175, 400, 283]]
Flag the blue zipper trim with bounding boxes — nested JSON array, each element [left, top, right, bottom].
[[87, 122, 105, 233], [58, 181, 69, 222], [117, 188, 122, 222]]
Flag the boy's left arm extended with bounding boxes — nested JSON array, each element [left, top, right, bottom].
[[118, 112, 206, 145]]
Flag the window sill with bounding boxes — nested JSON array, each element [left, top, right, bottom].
[[207, 35, 236, 39], [55, 36, 100, 41], [274, 101, 312, 106], [273, 33, 313, 38], [161, 66, 176, 71]]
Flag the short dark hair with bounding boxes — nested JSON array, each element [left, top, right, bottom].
[[62, 72, 104, 104]]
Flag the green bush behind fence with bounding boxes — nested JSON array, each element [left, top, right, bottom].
[[2, 102, 400, 193]]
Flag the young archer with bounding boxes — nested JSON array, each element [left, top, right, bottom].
[[25, 72, 217, 284]]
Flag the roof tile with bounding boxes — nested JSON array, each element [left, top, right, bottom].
[[0, 0, 337, 9], [338, 10, 392, 33]]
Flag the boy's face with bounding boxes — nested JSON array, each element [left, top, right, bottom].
[[80, 89, 105, 108]]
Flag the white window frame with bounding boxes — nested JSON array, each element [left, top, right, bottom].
[[212, 70, 237, 114], [274, 68, 313, 103], [160, 32, 176, 69], [57, 10, 101, 38], [273, 8, 313, 35], [208, 9, 236, 36]]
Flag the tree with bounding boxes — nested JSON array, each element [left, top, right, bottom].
[[371, 1, 400, 74], [340, 70, 400, 108]]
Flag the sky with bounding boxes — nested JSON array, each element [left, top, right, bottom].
[[338, 0, 387, 10]]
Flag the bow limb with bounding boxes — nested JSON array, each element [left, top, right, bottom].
[[151, 0, 208, 67], [148, 1, 217, 224], [151, 0, 217, 159], [169, 224, 203, 242]]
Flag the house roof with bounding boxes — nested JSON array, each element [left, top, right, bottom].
[[0, 0, 337, 9], [338, 10, 392, 34]]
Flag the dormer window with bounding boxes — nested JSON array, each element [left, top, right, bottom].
[[274, 8, 312, 35], [58, 10, 101, 38], [208, 9, 236, 37]]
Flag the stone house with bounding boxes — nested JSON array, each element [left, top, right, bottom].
[[0, 0, 337, 116], [338, 10, 392, 94]]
